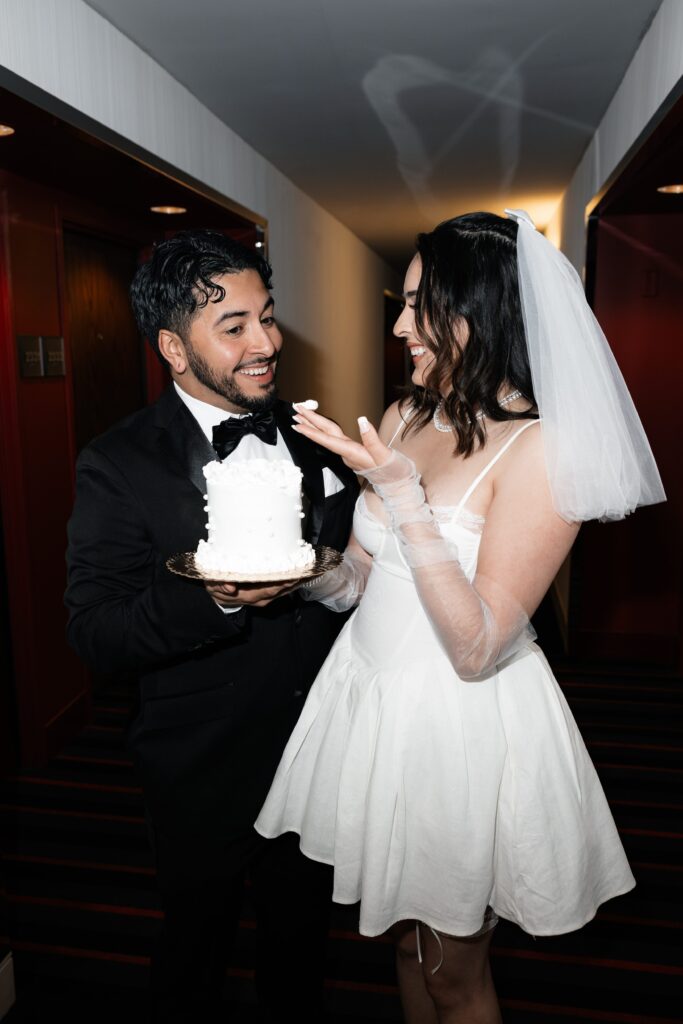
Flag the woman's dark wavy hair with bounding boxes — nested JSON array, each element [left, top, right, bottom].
[[130, 229, 272, 363], [402, 211, 538, 455]]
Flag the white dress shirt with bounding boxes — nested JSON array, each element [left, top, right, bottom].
[[173, 381, 294, 464]]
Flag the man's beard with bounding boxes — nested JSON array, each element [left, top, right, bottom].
[[184, 342, 278, 413]]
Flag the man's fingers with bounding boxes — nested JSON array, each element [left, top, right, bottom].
[[205, 582, 238, 597], [208, 577, 303, 607], [239, 580, 301, 602]]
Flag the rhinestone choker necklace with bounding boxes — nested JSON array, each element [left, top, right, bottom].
[[432, 389, 523, 433]]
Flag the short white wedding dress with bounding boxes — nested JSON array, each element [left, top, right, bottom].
[[256, 423, 635, 937]]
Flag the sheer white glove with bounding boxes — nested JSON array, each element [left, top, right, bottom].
[[360, 451, 533, 679], [300, 544, 370, 613], [288, 403, 534, 674]]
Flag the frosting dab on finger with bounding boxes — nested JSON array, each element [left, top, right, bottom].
[[293, 399, 319, 411]]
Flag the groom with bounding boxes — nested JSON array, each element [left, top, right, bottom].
[[65, 230, 358, 1023]]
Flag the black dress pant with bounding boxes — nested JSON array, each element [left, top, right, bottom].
[[150, 828, 333, 1023]]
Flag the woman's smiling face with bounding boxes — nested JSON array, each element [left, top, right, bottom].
[[393, 256, 435, 389]]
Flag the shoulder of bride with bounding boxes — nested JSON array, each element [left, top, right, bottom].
[[378, 400, 404, 439]]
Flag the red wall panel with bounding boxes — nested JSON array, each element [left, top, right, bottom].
[[572, 213, 683, 667], [0, 174, 89, 766]]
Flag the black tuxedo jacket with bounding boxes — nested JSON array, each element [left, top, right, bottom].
[[65, 388, 358, 840]]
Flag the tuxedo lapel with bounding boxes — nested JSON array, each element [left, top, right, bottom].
[[276, 402, 326, 546], [155, 388, 217, 496]]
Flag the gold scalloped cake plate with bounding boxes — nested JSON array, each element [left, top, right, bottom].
[[166, 545, 342, 585]]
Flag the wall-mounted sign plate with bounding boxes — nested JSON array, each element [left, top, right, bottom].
[[42, 336, 66, 377], [17, 336, 44, 377]]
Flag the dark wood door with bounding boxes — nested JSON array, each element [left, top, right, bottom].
[[63, 229, 144, 452]]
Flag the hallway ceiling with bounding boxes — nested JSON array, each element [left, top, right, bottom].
[[85, 0, 663, 268]]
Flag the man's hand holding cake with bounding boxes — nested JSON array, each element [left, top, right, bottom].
[[205, 577, 302, 608]]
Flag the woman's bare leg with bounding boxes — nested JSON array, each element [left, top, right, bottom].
[[390, 921, 438, 1024], [419, 925, 501, 1024]]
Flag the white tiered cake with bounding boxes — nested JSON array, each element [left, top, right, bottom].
[[195, 458, 315, 576]]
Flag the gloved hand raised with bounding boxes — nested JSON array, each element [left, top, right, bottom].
[[292, 405, 533, 679]]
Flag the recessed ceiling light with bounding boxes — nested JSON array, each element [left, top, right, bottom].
[[0, 124, 15, 137], [656, 184, 683, 194], [150, 205, 187, 214]]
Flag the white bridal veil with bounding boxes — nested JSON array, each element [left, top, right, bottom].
[[505, 209, 665, 523]]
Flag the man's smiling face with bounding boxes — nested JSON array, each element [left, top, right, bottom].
[[161, 269, 283, 413]]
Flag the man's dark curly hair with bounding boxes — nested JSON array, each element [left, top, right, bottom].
[[130, 229, 272, 362]]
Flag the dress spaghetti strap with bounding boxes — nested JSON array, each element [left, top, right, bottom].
[[456, 420, 539, 510], [387, 407, 410, 448]]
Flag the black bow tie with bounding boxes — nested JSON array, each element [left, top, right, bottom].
[[211, 409, 278, 460]]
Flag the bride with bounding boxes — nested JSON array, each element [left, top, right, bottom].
[[255, 210, 664, 1023]]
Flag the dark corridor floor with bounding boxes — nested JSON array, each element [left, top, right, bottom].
[[1, 627, 681, 1022]]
